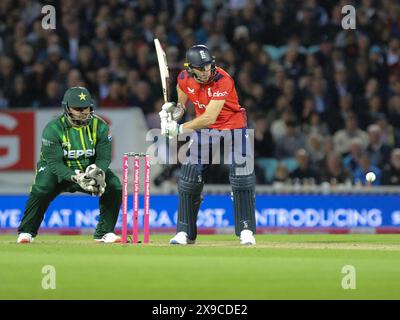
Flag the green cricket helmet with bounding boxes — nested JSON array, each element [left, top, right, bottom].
[[62, 86, 95, 126]]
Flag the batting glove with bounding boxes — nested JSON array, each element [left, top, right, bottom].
[[161, 102, 185, 121], [164, 119, 183, 138]]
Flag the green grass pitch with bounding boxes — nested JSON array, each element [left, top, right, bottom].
[[0, 234, 399, 299]]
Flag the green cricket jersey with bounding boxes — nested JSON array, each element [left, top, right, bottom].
[[40, 115, 112, 182]]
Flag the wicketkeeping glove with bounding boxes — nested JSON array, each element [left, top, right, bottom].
[[84, 164, 106, 196], [71, 170, 100, 196]]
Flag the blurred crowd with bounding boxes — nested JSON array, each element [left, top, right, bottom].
[[1, 0, 400, 186]]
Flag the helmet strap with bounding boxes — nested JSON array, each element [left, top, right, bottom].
[[186, 63, 217, 84], [63, 105, 94, 127]]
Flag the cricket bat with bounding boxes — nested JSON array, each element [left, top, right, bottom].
[[154, 38, 170, 104]]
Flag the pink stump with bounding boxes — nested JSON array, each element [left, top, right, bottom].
[[132, 156, 140, 243], [121, 155, 129, 244], [143, 155, 150, 243]]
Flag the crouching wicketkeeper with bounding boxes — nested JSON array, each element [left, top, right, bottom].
[[17, 87, 122, 243]]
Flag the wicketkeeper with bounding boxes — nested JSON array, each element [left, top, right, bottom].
[[17, 87, 122, 243], [160, 45, 256, 245]]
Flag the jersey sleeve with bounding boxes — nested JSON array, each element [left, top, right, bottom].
[[94, 119, 112, 172], [211, 76, 233, 100], [41, 125, 76, 182]]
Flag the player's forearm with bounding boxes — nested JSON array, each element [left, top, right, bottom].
[[94, 140, 111, 172], [48, 163, 75, 182], [182, 114, 215, 131], [42, 145, 76, 182], [177, 85, 188, 106]]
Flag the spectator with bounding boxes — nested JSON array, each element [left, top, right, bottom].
[[303, 111, 330, 137], [386, 74, 400, 100], [308, 78, 329, 116], [281, 42, 304, 81], [351, 58, 369, 96], [41, 80, 62, 108], [375, 113, 397, 147], [57, 59, 72, 87], [314, 35, 334, 77], [333, 113, 368, 155], [271, 107, 295, 141], [326, 93, 353, 133], [281, 78, 302, 114], [386, 38, 400, 70], [368, 46, 387, 81], [78, 45, 96, 76], [61, 18, 88, 66], [96, 68, 110, 100], [0, 90, 8, 108], [320, 152, 351, 185], [265, 64, 287, 107], [0, 55, 14, 99], [7, 75, 33, 108], [275, 120, 306, 159], [300, 97, 315, 123], [328, 67, 352, 110], [352, 152, 382, 186], [252, 113, 275, 158], [359, 95, 383, 129], [382, 149, 400, 185], [364, 78, 380, 103], [305, 133, 325, 165], [388, 95, 400, 129], [289, 149, 320, 184], [14, 42, 35, 75], [195, 13, 213, 44], [366, 124, 392, 168], [295, 5, 321, 46], [343, 137, 365, 172], [128, 81, 154, 114], [264, 9, 292, 46], [99, 81, 128, 108], [68, 68, 86, 88], [273, 163, 290, 185], [267, 94, 290, 125], [20, 0, 42, 26]]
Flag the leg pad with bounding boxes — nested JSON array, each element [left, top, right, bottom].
[[177, 165, 204, 240], [230, 170, 256, 236]]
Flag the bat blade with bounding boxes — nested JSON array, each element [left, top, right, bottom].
[[154, 38, 170, 103]]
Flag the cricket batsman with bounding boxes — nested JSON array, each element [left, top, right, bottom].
[[17, 87, 122, 243], [160, 45, 256, 245]]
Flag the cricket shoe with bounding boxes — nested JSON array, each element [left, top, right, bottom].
[[169, 232, 195, 245], [17, 233, 34, 243], [239, 230, 256, 245], [94, 233, 122, 243]]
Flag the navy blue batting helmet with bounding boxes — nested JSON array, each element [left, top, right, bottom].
[[185, 45, 215, 67], [184, 45, 216, 83]]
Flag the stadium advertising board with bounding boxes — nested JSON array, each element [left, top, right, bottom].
[[1, 194, 399, 232]]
